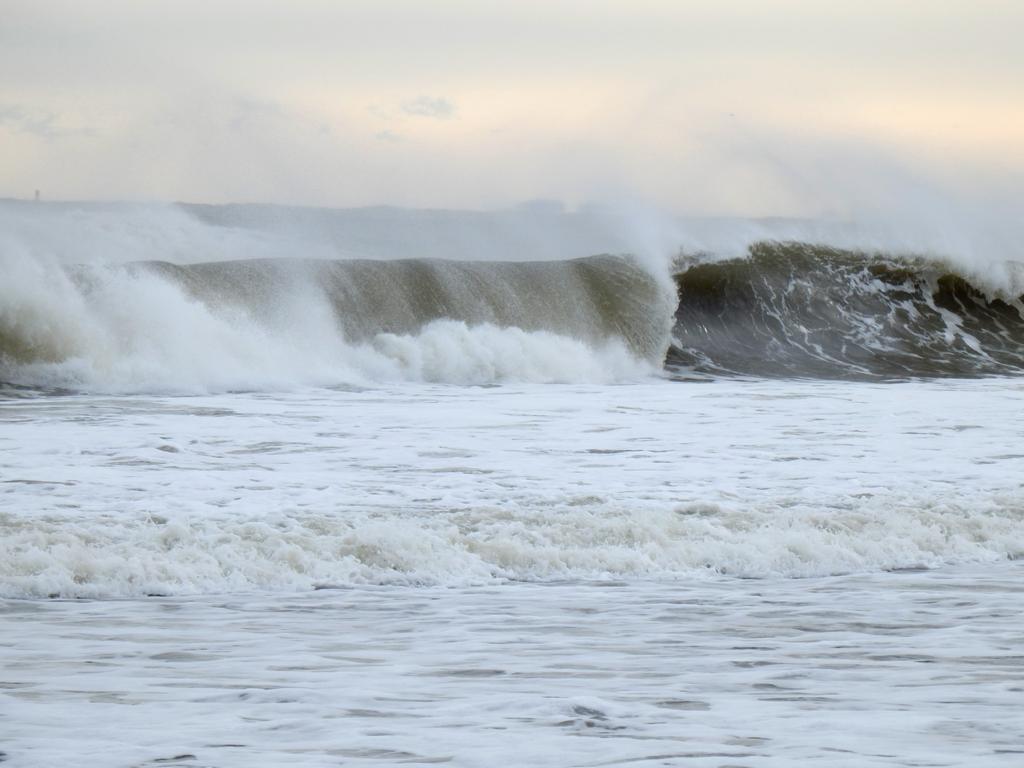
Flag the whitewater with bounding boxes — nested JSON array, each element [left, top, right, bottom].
[[2, 201, 1023, 767]]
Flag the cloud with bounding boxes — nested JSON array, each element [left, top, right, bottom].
[[401, 96, 456, 120], [375, 129, 401, 142], [227, 98, 287, 133], [0, 104, 73, 140]]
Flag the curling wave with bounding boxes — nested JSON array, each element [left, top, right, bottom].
[[3, 198, 1024, 389], [670, 242, 1024, 379], [0, 255, 674, 391]]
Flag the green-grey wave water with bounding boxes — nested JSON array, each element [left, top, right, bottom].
[[0, 254, 674, 388], [670, 242, 1024, 378], [3, 241, 1023, 387]]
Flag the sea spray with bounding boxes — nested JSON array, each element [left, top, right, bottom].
[[1, 255, 672, 392]]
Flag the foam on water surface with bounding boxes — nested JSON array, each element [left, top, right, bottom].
[[3, 367, 1024, 768], [2, 379, 1022, 597], [3, 565, 1023, 767]]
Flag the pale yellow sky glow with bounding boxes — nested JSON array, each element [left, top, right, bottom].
[[2, 0, 1021, 214]]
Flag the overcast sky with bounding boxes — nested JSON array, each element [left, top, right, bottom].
[[2, 0, 1021, 215]]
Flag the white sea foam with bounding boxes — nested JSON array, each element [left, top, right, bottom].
[[6, 566, 1023, 768], [0, 252, 657, 392], [2, 379, 1022, 598], [2, 495, 1020, 599]]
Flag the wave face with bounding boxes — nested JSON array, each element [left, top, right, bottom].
[[0, 254, 673, 392], [669, 242, 1024, 379], [3, 201, 1024, 388], [145, 255, 671, 360]]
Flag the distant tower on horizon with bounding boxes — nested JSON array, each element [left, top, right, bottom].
[[34, 189, 40, 202]]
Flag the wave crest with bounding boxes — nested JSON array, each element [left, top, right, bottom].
[[670, 242, 1024, 378], [0, 255, 673, 392]]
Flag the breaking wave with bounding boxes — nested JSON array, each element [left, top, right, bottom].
[[2, 201, 1023, 389], [670, 242, 1024, 379], [3, 495, 1022, 598], [0, 255, 672, 392]]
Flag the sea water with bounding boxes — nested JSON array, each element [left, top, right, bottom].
[[2, 203, 1023, 766], [2, 378, 1023, 766]]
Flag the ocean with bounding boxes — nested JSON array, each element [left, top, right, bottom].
[[2, 201, 1023, 767]]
